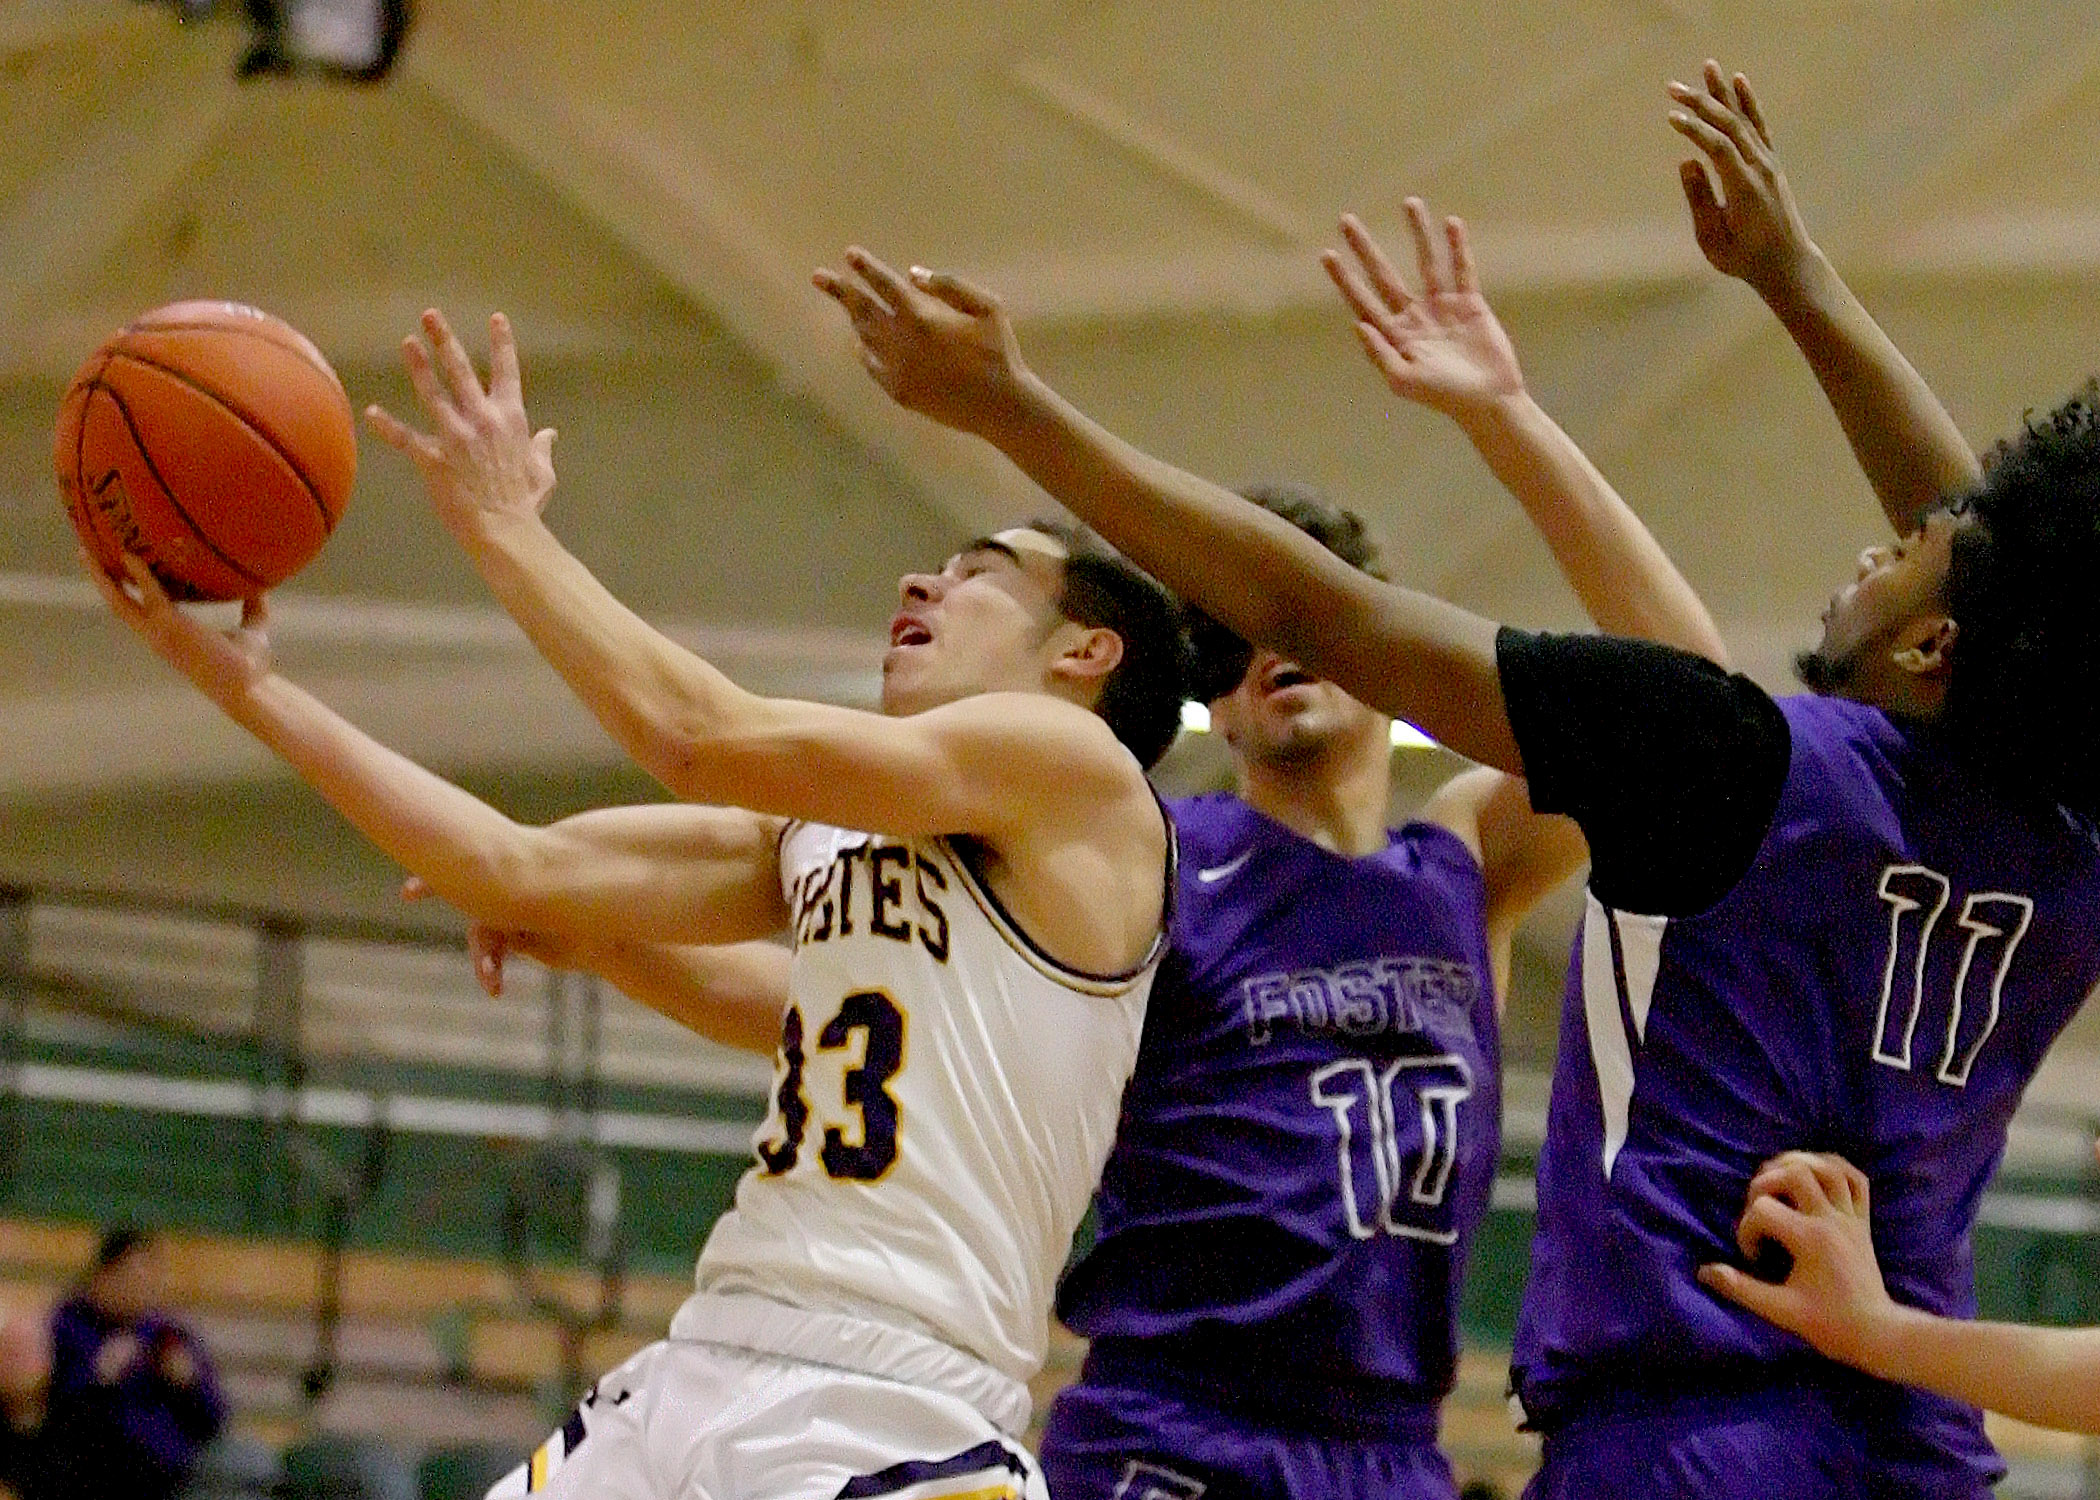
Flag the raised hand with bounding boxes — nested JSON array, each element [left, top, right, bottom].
[[814, 249, 1031, 437], [365, 310, 558, 540], [1697, 1149, 1896, 1367], [1668, 62, 1818, 301], [85, 549, 272, 708], [1320, 200, 1525, 424]]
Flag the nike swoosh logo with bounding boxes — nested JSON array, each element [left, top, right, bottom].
[[1195, 850, 1253, 885]]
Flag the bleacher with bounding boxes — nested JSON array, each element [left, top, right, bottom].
[[2, 887, 2098, 1496]]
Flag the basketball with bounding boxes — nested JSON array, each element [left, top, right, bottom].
[[54, 301, 357, 602]]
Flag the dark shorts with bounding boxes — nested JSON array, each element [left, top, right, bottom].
[[1040, 1380, 1457, 1500], [1521, 1383, 1990, 1500]]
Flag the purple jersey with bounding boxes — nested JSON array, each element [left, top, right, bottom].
[[1512, 695, 2100, 1491], [1056, 792, 1500, 1433]]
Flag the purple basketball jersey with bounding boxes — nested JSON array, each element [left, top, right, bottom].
[[1056, 792, 1500, 1430], [1512, 695, 2100, 1492]]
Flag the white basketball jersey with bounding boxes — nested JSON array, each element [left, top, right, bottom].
[[694, 821, 1167, 1390]]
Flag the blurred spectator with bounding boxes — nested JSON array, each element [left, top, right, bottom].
[[40, 1227, 225, 1500], [0, 1302, 51, 1500]]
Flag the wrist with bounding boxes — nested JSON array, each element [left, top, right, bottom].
[[1451, 387, 1546, 447], [1754, 244, 1840, 324], [1830, 1290, 1916, 1378]]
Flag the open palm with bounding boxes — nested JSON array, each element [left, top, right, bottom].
[[1322, 201, 1524, 420]]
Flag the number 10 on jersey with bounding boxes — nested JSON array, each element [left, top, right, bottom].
[[1310, 1054, 1473, 1244]]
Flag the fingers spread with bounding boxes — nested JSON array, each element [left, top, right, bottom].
[[488, 312, 523, 406], [422, 308, 485, 407], [1404, 197, 1445, 297], [1322, 248, 1391, 330], [401, 338, 467, 438], [910, 266, 999, 318], [1732, 72, 1772, 147], [1339, 213, 1413, 314], [844, 249, 918, 317], [1444, 215, 1477, 294], [815, 269, 894, 330], [364, 403, 438, 462]]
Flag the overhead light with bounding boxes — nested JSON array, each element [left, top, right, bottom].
[[1176, 700, 1438, 750], [238, 0, 411, 79], [137, 0, 413, 81]]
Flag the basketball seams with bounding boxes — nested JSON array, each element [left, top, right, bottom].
[[86, 377, 271, 593], [120, 319, 344, 394], [104, 347, 339, 533]]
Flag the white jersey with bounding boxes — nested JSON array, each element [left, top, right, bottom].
[[691, 820, 1167, 1404]]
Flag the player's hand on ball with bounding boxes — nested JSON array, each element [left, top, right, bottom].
[[1320, 201, 1526, 423], [1697, 1148, 1896, 1368], [85, 549, 273, 707], [366, 310, 557, 540], [1668, 63, 1820, 302], [814, 250, 1029, 437]]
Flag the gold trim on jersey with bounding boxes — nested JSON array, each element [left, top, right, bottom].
[[930, 833, 1170, 998]]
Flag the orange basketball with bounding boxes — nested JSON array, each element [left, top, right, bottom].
[[54, 301, 357, 602]]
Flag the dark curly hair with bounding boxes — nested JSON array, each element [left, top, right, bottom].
[[1025, 518, 1188, 770], [1182, 482, 1388, 702], [1941, 382, 2100, 820]]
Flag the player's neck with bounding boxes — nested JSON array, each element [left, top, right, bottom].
[[1234, 742, 1391, 858]]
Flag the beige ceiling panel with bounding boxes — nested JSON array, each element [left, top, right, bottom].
[[0, 16, 180, 208], [1404, 8, 2083, 232], [568, 40, 1269, 270], [1020, 310, 1543, 586], [51, 80, 719, 363], [1906, 54, 2100, 220], [1031, 0, 1628, 231]]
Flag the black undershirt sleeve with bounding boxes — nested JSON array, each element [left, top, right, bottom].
[[1495, 627, 1793, 916]]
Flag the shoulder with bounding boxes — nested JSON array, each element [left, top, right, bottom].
[[1165, 792, 1252, 861]]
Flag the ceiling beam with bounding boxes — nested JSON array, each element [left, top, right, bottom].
[[0, 22, 241, 372], [395, 2, 1036, 540], [1432, 3, 2100, 601]]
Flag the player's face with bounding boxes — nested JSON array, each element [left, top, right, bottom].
[[881, 530, 1069, 715], [1800, 508, 1964, 693], [1209, 648, 1388, 769]]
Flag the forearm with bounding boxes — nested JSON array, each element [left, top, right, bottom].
[[988, 374, 1520, 771], [579, 939, 788, 1055], [1857, 1306, 2100, 1434], [1459, 395, 1727, 663], [457, 512, 762, 801], [1762, 251, 1980, 532], [213, 676, 546, 926]]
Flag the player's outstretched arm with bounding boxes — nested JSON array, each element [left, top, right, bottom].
[[1700, 1149, 2100, 1434], [1323, 202, 1729, 667], [86, 552, 789, 946], [817, 250, 1522, 776], [369, 311, 1158, 846], [1670, 62, 1980, 532], [440, 904, 789, 1056]]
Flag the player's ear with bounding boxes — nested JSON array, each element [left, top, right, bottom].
[[1890, 615, 1957, 678], [1049, 624, 1125, 690]]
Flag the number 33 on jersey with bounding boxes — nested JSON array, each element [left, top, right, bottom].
[[694, 822, 1164, 1390]]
